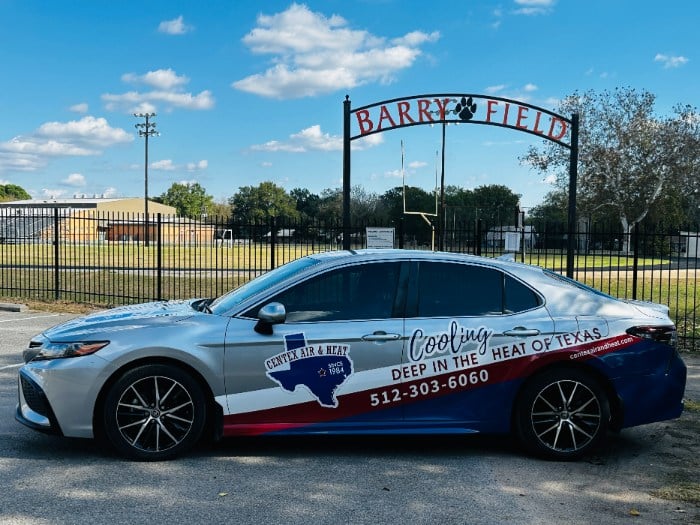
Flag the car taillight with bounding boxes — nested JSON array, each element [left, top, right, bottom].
[[626, 325, 677, 347]]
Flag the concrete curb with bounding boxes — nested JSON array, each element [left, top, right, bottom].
[[0, 303, 28, 312]]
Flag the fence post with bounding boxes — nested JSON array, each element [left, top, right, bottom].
[[270, 216, 276, 270], [157, 213, 162, 301], [53, 207, 60, 300], [631, 224, 640, 300], [476, 219, 482, 256]]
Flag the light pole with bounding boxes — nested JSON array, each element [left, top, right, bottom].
[[134, 112, 157, 247]]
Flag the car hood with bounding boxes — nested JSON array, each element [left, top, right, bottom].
[[41, 300, 199, 341]]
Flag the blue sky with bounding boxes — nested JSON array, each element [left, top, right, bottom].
[[0, 0, 697, 209]]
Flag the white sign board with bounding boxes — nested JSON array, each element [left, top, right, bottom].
[[505, 231, 521, 252], [366, 227, 395, 249]]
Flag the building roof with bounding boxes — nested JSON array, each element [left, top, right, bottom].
[[0, 197, 177, 216], [0, 197, 136, 209]]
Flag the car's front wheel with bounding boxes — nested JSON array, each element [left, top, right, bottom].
[[514, 368, 610, 460], [101, 364, 207, 461]]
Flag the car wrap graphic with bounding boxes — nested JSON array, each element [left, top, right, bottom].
[[218, 323, 639, 436], [265, 333, 354, 408]]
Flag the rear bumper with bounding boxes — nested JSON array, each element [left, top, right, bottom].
[[615, 350, 687, 428]]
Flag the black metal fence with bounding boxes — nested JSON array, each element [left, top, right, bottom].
[[0, 209, 698, 350]]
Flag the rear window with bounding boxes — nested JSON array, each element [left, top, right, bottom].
[[543, 269, 615, 299]]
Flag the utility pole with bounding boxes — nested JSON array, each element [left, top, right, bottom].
[[134, 112, 158, 247]]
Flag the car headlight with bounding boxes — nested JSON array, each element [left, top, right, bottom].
[[30, 341, 110, 361]]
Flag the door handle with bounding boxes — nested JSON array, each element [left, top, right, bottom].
[[362, 331, 401, 341], [503, 327, 540, 337]]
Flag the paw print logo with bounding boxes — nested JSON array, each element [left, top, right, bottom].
[[455, 96, 477, 121]]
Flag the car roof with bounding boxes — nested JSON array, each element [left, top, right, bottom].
[[307, 249, 538, 273]]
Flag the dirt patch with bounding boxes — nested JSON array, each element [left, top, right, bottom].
[[638, 352, 700, 517], [0, 297, 104, 314]]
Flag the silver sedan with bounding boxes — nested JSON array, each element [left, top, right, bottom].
[[17, 250, 687, 460]]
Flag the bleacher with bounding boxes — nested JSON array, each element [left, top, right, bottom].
[[0, 214, 54, 243]]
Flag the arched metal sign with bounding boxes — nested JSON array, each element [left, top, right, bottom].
[[342, 93, 579, 276]]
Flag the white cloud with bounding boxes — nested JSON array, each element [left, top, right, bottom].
[[122, 69, 189, 90], [1, 137, 93, 156], [251, 125, 339, 152], [485, 84, 507, 95], [36, 116, 133, 148], [0, 151, 44, 172], [654, 53, 689, 69], [70, 103, 89, 113], [352, 133, 384, 150], [392, 31, 440, 47], [151, 159, 176, 171], [104, 69, 214, 113], [233, 3, 439, 99], [102, 187, 118, 198], [103, 89, 214, 113], [408, 161, 428, 169], [186, 160, 208, 171], [158, 15, 193, 35], [378, 169, 403, 179], [62, 173, 86, 186], [482, 84, 540, 103], [0, 116, 133, 174], [39, 188, 67, 199], [251, 139, 307, 153], [290, 125, 342, 151], [150, 159, 208, 172], [513, 0, 556, 15]]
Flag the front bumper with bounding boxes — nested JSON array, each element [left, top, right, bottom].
[[16, 370, 62, 435], [15, 354, 111, 439]]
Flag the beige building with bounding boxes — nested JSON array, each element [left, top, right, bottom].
[[0, 197, 214, 244]]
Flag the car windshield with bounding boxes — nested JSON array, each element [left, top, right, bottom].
[[209, 256, 321, 314]]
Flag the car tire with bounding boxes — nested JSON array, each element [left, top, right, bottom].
[[514, 368, 610, 461], [101, 364, 207, 461]]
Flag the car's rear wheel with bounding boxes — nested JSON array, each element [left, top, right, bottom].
[[101, 364, 207, 461], [515, 368, 610, 460]]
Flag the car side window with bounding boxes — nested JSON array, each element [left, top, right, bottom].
[[254, 262, 402, 322], [504, 273, 542, 313], [415, 262, 540, 317]]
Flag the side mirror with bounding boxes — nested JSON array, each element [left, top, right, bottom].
[[254, 302, 286, 335]]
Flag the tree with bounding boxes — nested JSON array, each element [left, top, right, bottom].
[[159, 182, 214, 219], [444, 185, 475, 223], [208, 198, 232, 220], [0, 184, 30, 202], [472, 185, 521, 227], [229, 182, 298, 223], [310, 186, 385, 224], [349, 185, 383, 223], [528, 190, 569, 225], [290, 188, 321, 220], [317, 188, 342, 223], [523, 88, 700, 251]]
